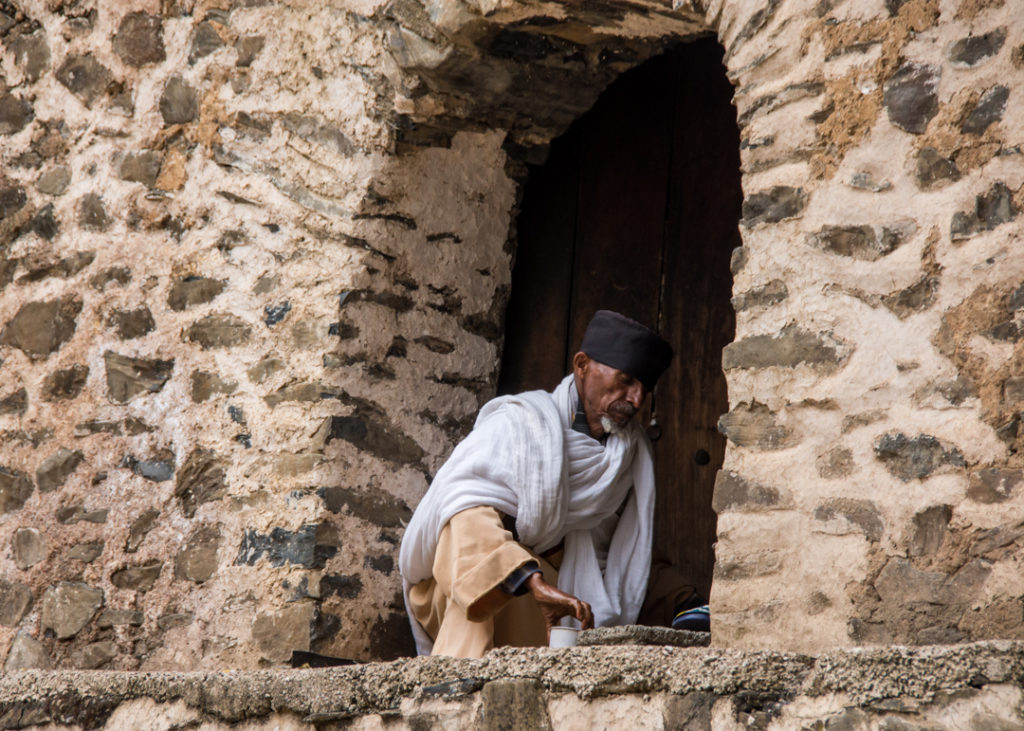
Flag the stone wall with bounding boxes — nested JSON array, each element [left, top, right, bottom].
[[713, 0, 1024, 651], [2, 642, 1024, 730], [0, 0, 1022, 671]]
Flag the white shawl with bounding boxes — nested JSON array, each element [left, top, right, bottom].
[[398, 374, 656, 655]]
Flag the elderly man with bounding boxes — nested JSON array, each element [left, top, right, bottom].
[[399, 310, 688, 657]]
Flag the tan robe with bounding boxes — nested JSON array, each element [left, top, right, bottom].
[[407, 506, 697, 658]]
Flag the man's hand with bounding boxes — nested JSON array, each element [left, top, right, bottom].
[[526, 572, 594, 638]]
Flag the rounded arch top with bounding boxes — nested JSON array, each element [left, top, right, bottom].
[[382, 0, 720, 159]]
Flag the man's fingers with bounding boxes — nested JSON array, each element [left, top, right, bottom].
[[575, 600, 594, 629]]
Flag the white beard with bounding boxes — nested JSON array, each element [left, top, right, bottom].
[[600, 415, 625, 437]]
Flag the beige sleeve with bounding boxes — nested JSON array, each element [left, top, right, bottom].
[[433, 506, 536, 622]]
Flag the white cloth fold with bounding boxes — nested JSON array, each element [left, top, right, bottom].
[[399, 374, 656, 655]]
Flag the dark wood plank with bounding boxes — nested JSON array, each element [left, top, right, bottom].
[[567, 57, 674, 352], [498, 132, 582, 394], [653, 39, 742, 598]]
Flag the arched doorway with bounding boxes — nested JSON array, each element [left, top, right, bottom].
[[498, 38, 741, 601]]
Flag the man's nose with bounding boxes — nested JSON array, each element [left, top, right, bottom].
[[626, 383, 646, 408]]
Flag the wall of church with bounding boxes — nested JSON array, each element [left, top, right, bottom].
[[714, 0, 1024, 651], [0, 0, 1021, 670]]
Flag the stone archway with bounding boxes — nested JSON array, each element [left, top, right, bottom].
[[497, 38, 741, 602]]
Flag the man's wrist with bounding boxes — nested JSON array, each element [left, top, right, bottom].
[[499, 560, 541, 596]]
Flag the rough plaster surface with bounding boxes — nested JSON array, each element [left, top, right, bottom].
[[0, 0, 1022, 672], [1, 642, 1024, 730]]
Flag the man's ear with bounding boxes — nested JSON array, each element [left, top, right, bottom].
[[572, 351, 589, 376]]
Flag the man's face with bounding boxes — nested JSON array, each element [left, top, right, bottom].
[[572, 352, 648, 438]]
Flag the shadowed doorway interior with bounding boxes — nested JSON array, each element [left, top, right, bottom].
[[498, 38, 741, 602]]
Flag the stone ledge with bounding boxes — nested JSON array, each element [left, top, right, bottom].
[[1, 641, 1022, 728]]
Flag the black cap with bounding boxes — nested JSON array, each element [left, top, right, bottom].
[[580, 310, 673, 391]]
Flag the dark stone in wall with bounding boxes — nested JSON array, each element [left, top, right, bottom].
[[0, 387, 26, 416], [883, 62, 940, 134], [722, 325, 846, 370], [873, 432, 965, 482], [10, 27, 49, 84], [318, 485, 412, 527], [104, 351, 174, 402], [119, 151, 163, 187], [717, 403, 799, 451], [0, 579, 33, 626], [369, 610, 417, 661], [908, 505, 951, 556], [967, 468, 1022, 503], [327, 411, 425, 465], [126, 509, 160, 552], [816, 446, 854, 478], [109, 307, 155, 340], [175, 448, 226, 518], [814, 498, 883, 542], [78, 193, 110, 231], [951, 182, 1017, 240], [309, 608, 342, 652], [24, 204, 60, 241], [56, 54, 113, 108], [364, 554, 394, 574], [949, 27, 1006, 67], [0, 93, 33, 135], [12, 528, 46, 569], [320, 573, 363, 599], [264, 381, 335, 407], [235, 35, 265, 67], [740, 186, 807, 226], [56, 504, 108, 524], [916, 147, 960, 189], [662, 692, 714, 730], [1, 297, 81, 358], [18, 251, 96, 284], [97, 608, 143, 628], [71, 641, 118, 669], [190, 21, 225, 63], [110, 561, 163, 591], [248, 357, 284, 383], [480, 679, 551, 731], [113, 12, 166, 67], [264, 301, 291, 326], [5, 632, 52, 671], [91, 266, 132, 291], [160, 76, 199, 125], [36, 448, 83, 492], [168, 276, 226, 311], [68, 542, 103, 562], [807, 224, 911, 261], [961, 85, 1009, 135], [731, 280, 787, 311], [882, 276, 939, 319], [175, 525, 221, 582], [123, 452, 174, 482], [0, 183, 27, 218], [43, 364, 88, 400], [184, 314, 252, 348], [414, 335, 455, 354], [39, 582, 103, 639], [235, 524, 338, 569], [711, 471, 781, 513], [191, 370, 237, 402], [36, 166, 71, 196]]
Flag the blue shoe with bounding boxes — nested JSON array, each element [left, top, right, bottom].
[[672, 604, 710, 632]]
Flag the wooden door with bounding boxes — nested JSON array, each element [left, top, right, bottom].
[[498, 38, 741, 599]]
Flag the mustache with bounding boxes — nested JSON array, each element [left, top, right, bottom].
[[608, 400, 637, 418]]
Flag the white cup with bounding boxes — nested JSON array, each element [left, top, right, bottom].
[[549, 627, 579, 648]]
